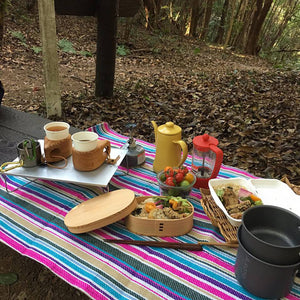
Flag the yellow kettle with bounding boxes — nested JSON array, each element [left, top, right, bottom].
[[151, 121, 188, 173]]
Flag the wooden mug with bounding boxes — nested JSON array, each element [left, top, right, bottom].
[[44, 122, 72, 163], [72, 139, 111, 171]]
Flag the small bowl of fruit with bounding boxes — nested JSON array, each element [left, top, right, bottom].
[[157, 166, 196, 197]]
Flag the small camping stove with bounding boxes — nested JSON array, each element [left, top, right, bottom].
[[121, 124, 145, 168]]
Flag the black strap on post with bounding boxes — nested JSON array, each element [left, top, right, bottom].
[[95, 0, 118, 98], [0, 81, 4, 105]]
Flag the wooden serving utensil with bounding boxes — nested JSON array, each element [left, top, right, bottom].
[[104, 239, 238, 250]]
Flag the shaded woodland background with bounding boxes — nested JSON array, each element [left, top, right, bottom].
[[141, 0, 299, 59], [0, 0, 299, 64], [0, 0, 299, 182]]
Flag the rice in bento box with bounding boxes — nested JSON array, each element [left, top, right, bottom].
[[126, 196, 194, 236], [131, 196, 193, 219]]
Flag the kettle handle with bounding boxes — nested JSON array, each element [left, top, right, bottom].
[[173, 140, 188, 167], [151, 121, 158, 142], [210, 144, 223, 179]]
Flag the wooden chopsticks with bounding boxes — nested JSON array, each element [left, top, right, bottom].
[[196, 241, 239, 247], [104, 239, 239, 250], [104, 239, 203, 250]]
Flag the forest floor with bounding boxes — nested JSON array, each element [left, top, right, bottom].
[[0, 8, 299, 300]]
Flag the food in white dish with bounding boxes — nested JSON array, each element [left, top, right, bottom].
[[213, 184, 262, 219]]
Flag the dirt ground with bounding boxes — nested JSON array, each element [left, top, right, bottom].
[[0, 6, 299, 300]]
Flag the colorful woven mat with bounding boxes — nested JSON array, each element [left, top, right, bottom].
[[1, 122, 299, 300]]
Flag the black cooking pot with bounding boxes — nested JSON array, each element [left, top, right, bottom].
[[240, 205, 300, 265], [235, 226, 299, 299]]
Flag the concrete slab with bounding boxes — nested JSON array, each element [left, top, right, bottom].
[[0, 106, 79, 163]]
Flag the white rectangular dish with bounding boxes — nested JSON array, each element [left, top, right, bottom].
[[249, 178, 300, 216], [208, 178, 300, 226], [4, 140, 127, 187]]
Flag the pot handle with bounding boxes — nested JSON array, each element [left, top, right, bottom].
[[173, 140, 188, 167]]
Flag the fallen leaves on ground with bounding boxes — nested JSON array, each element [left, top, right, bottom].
[[2, 14, 300, 185]]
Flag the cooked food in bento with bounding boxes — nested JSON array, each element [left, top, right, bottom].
[[214, 185, 262, 219], [131, 196, 192, 219]]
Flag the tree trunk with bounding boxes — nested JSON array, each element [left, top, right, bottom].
[[214, 0, 229, 44], [38, 0, 61, 117], [200, 0, 214, 40], [190, 0, 201, 37], [224, 0, 237, 47], [143, 0, 162, 29], [264, 0, 298, 50], [0, 0, 5, 51], [260, 0, 278, 38], [244, 0, 273, 55], [232, 0, 255, 50]]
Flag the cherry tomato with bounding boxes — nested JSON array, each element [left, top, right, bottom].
[[173, 168, 181, 175], [175, 172, 184, 183], [184, 173, 195, 184], [165, 176, 175, 186], [179, 166, 189, 175], [164, 166, 174, 178]]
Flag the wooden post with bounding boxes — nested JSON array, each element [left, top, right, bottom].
[[38, 0, 61, 117], [95, 0, 118, 98]]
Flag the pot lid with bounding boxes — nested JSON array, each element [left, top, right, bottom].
[[64, 189, 136, 234], [158, 122, 182, 135], [193, 134, 219, 151]]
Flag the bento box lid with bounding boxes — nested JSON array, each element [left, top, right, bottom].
[[64, 189, 136, 234]]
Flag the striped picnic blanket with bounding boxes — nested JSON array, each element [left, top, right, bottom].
[[1, 122, 299, 300]]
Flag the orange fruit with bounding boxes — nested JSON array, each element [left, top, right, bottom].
[[184, 173, 194, 184]]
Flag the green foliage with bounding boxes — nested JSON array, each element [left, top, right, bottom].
[[0, 273, 18, 285], [11, 31, 26, 44], [193, 48, 201, 54], [207, 0, 225, 41], [259, 1, 300, 70], [31, 46, 42, 54], [197, 71, 208, 79], [79, 50, 93, 57], [152, 47, 161, 54], [117, 45, 130, 56], [0, 0, 11, 12], [58, 39, 76, 54], [264, 52, 300, 71]]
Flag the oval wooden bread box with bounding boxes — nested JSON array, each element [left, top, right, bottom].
[[64, 192, 194, 237]]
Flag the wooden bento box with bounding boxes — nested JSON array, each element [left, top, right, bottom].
[[125, 196, 194, 237], [64, 190, 194, 237]]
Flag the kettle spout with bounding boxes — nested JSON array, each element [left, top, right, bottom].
[[151, 121, 158, 142]]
